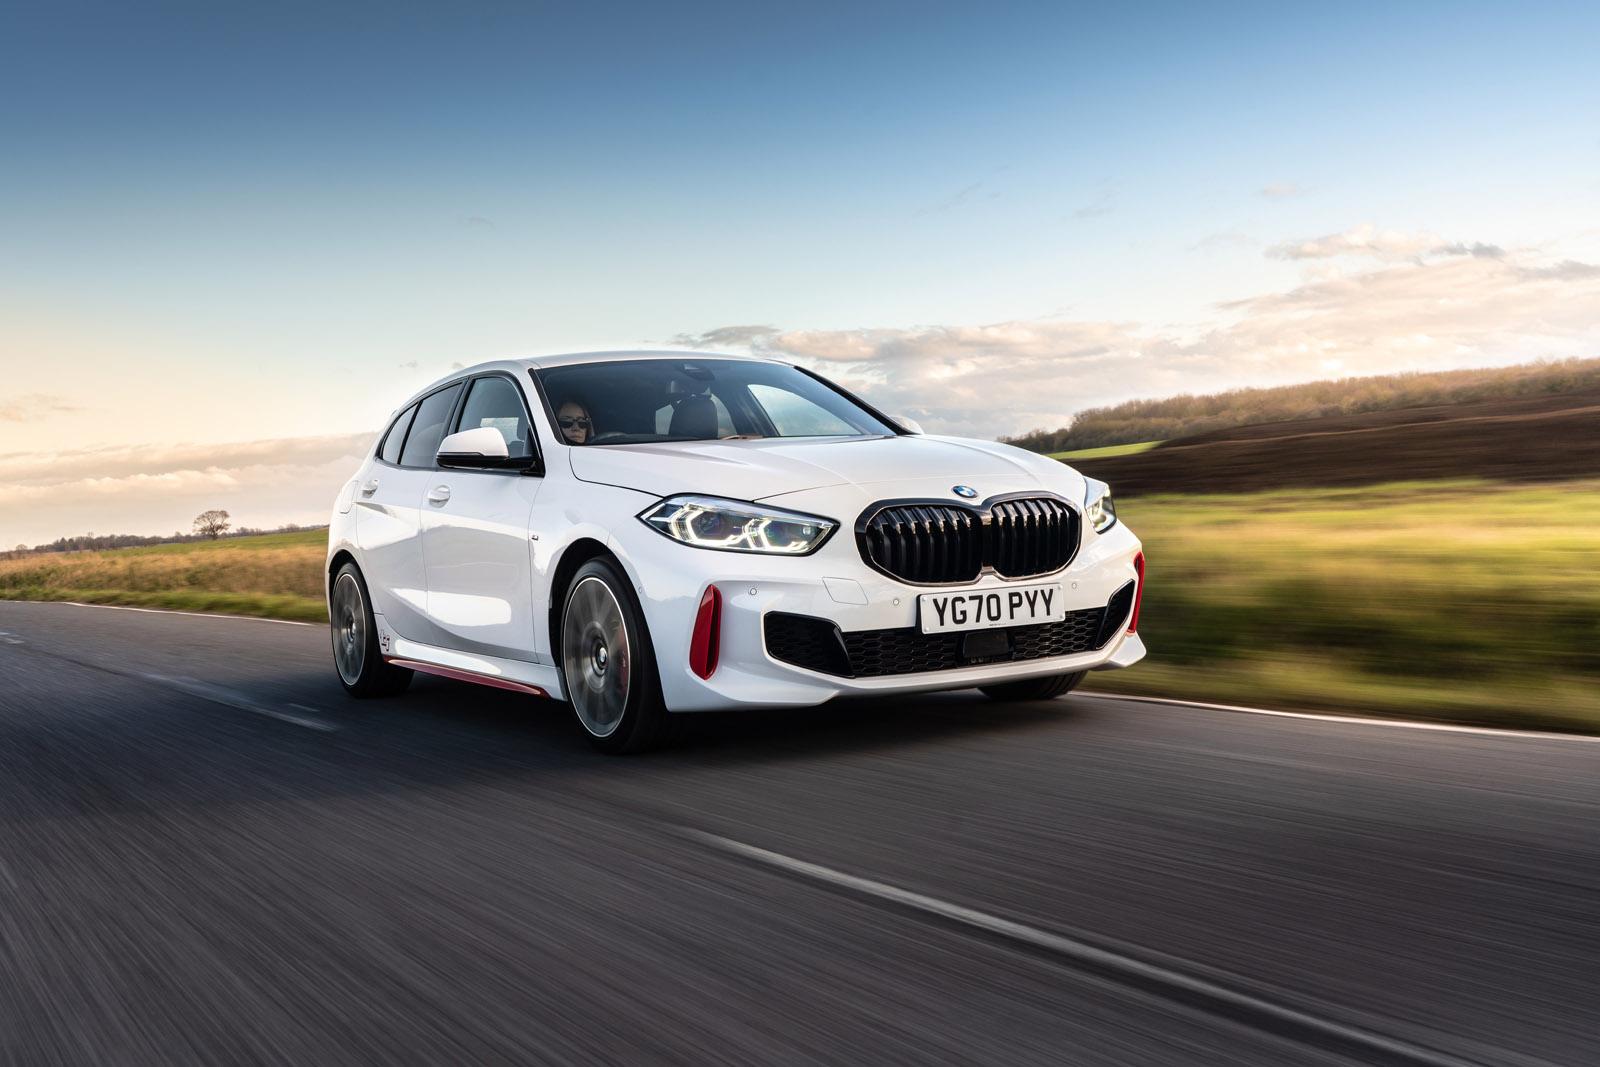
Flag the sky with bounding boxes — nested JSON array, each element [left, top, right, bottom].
[[2, 0, 1598, 546]]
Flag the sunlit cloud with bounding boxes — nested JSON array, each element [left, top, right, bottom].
[[0, 393, 80, 422], [678, 246, 1600, 438], [0, 434, 373, 545], [1266, 223, 1505, 262]]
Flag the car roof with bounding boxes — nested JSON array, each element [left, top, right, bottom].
[[522, 349, 780, 370]]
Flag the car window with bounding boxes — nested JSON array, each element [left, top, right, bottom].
[[399, 384, 464, 467], [379, 404, 417, 466], [457, 377, 533, 458], [747, 384, 859, 437], [536, 359, 897, 445]]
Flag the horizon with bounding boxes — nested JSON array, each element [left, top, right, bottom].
[[4, 1, 1599, 545]]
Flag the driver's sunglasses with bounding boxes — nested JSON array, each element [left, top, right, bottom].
[[558, 416, 592, 429]]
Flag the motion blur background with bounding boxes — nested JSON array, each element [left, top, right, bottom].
[[2, 0, 1598, 728]]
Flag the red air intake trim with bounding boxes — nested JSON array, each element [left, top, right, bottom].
[[689, 585, 722, 679], [1128, 552, 1145, 634]]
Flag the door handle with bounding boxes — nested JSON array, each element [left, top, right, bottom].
[[360, 478, 380, 496], [427, 485, 452, 505]]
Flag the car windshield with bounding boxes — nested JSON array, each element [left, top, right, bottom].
[[535, 358, 899, 445]]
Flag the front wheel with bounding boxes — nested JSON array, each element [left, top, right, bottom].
[[330, 563, 412, 697], [979, 670, 1084, 702], [559, 558, 669, 753]]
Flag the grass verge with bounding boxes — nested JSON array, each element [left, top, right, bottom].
[[1048, 440, 1161, 461], [1082, 479, 1600, 733], [4, 484, 1597, 732], [0, 529, 327, 622]]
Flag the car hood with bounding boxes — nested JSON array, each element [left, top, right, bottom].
[[567, 434, 1084, 509]]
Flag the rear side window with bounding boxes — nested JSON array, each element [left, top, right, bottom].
[[399, 384, 464, 467], [378, 405, 417, 466], [457, 377, 533, 458]]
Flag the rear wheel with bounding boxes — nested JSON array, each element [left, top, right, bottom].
[[330, 563, 412, 697], [559, 558, 669, 753], [979, 671, 1084, 702]]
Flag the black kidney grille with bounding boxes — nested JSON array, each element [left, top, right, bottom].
[[858, 503, 983, 584], [857, 496, 1079, 584], [988, 497, 1076, 578], [764, 580, 1134, 680]]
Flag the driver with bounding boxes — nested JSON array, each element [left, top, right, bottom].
[[556, 399, 593, 445]]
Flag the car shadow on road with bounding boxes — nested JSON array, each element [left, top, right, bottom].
[[390, 674, 1085, 767], [0, 666, 1088, 822]]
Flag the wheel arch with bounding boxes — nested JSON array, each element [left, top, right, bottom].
[[545, 537, 615, 665], [327, 548, 358, 602]]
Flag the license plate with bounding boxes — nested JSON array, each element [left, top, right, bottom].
[[918, 583, 1066, 634]]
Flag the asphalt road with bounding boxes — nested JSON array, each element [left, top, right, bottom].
[[1, 600, 1596, 1066]]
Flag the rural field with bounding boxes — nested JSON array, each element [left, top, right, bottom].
[[4, 477, 1596, 731], [0, 530, 328, 622]]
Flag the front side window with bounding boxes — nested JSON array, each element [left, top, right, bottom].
[[457, 377, 533, 458], [379, 404, 417, 466], [536, 359, 897, 445], [399, 383, 464, 467]]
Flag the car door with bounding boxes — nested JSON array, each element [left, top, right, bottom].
[[419, 373, 543, 660], [355, 383, 463, 643]]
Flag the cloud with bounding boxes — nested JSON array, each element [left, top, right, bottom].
[[915, 182, 984, 216], [672, 324, 781, 348], [680, 248, 1600, 438], [1071, 190, 1115, 219], [0, 393, 79, 422], [0, 433, 375, 545], [1266, 223, 1505, 262], [1189, 231, 1256, 253], [1260, 182, 1303, 199]]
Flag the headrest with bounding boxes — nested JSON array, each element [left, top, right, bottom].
[[669, 394, 719, 439]]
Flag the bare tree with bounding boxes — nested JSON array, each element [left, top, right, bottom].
[[193, 509, 232, 540]]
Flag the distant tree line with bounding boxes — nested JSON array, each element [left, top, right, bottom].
[[1002, 356, 1600, 454], [1, 521, 328, 559]]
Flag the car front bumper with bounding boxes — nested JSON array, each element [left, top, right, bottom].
[[610, 518, 1146, 713]]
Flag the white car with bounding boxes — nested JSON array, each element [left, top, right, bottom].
[[327, 351, 1145, 752]]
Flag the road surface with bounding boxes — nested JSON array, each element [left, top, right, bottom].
[[0, 600, 1596, 1066]]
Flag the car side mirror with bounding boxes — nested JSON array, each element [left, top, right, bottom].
[[894, 415, 924, 434], [437, 427, 535, 471]]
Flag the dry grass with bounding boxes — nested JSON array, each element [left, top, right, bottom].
[[5, 485, 1598, 731], [0, 529, 327, 621], [1083, 479, 1600, 731]]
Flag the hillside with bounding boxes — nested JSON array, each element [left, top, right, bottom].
[[1007, 357, 1600, 454], [1069, 387, 1600, 495]]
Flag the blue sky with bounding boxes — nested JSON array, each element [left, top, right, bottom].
[[2, 1, 1598, 543]]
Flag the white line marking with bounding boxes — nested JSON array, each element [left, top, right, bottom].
[[55, 601, 317, 626], [139, 673, 339, 731], [692, 831, 1540, 1067], [0, 631, 23, 645], [1090, 693, 1600, 744]]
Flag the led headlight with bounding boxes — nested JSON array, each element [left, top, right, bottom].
[[1084, 478, 1117, 533], [639, 495, 837, 555]]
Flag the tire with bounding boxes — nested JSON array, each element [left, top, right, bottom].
[[329, 562, 413, 697], [558, 558, 670, 754], [979, 670, 1085, 703]]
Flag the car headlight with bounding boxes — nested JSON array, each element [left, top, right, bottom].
[[1084, 478, 1117, 533], [639, 495, 837, 555]]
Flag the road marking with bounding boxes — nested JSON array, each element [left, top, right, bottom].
[[56, 601, 317, 626], [1091, 693, 1600, 744], [0, 630, 23, 645], [139, 673, 339, 732], [691, 830, 1541, 1067]]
